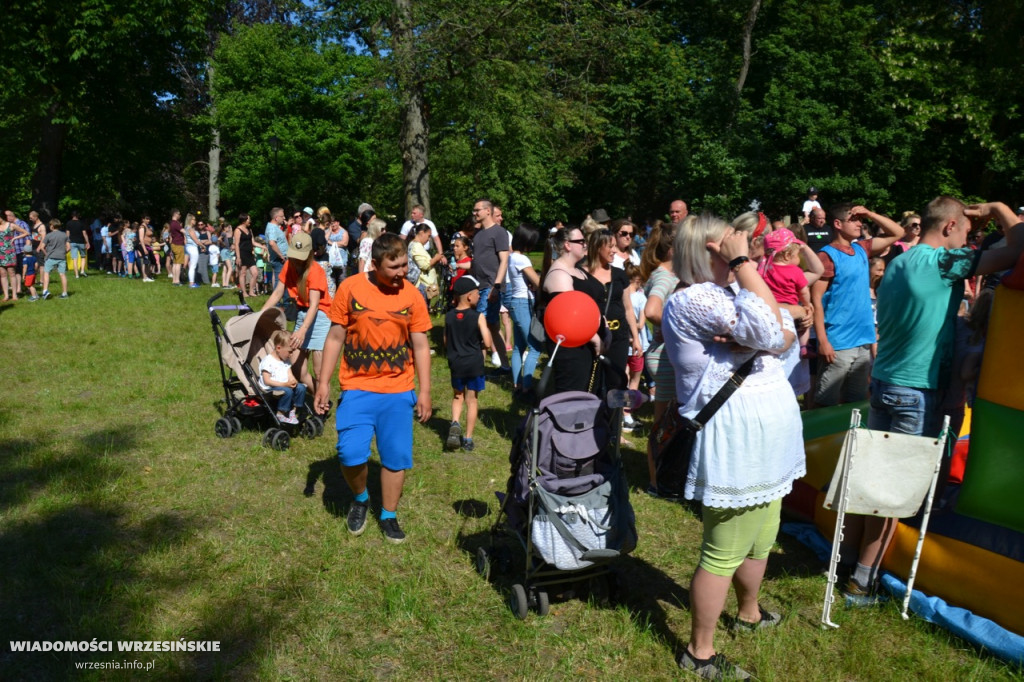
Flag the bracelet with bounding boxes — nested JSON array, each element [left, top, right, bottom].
[[728, 256, 751, 271]]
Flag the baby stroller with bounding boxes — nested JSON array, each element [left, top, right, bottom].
[[208, 292, 325, 450], [477, 390, 637, 618]]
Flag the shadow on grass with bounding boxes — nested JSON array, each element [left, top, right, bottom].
[[0, 426, 281, 678], [456, 523, 690, 660], [305, 456, 383, 518]]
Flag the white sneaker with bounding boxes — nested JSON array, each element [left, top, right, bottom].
[[491, 351, 501, 366], [211, 283, 220, 288], [143, 278, 154, 282], [622, 414, 637, 432]]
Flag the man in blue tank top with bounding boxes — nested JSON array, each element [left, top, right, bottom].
[[811, 203, 904, 406]]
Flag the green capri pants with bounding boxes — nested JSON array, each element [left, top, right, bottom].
[[699, 498, 782, 577]]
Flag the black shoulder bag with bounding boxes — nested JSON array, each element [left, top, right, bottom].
[[651, 355, 756, 498]]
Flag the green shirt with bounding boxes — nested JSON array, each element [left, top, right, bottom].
[[872, 245, 980, 390]]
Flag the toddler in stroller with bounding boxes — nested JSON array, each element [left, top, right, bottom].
[[209, 292, 325, 449]]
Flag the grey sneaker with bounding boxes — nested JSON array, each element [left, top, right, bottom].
[[346, 501, 369, 536], [380, 517, 406, 544], [59, 293, 69, 299], [42, 290, 51, 300], [731, 605, 782, 632], [445, 421, 462, 451], [461, 437, 475, 452], [678, 649, 751, 680]]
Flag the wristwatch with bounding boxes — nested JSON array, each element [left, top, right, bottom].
[[728, 256, 751, 272]]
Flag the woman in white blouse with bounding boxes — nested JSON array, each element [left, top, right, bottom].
[[662, 214, 804, 680]]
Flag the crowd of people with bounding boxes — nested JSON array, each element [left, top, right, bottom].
[[4, 192, 1022, 679]]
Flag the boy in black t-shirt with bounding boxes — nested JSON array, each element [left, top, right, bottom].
[[444, 275, 492, 451]]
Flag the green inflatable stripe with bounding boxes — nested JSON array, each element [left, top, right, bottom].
[[957, 398, 1024, 534], [801, 401, 870, 443]]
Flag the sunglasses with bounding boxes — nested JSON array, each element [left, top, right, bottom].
[[909, 223, 921, 228], [618, 231, 633, 237], [567, 238, 587, 245]]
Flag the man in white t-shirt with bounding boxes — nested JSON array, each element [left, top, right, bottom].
[[399, 204, 445, 263]]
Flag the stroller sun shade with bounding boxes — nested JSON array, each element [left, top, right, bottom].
[[221, 307, 287, 394]]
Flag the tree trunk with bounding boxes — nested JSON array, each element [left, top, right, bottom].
[[209, 126, 221, 221], [394, 0, 431, 218], [736, 0, 762, 99], [31, 114, 67, 221]]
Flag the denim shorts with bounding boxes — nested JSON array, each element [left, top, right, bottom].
[[335, 389, 416, 470], [70, 243, 87, 259], [44, 258, 66, 274], [867, 378, 939, 437], [294, 308, 331, 351]]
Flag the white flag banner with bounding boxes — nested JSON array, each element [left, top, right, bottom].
[[823, 428, 943, 518]]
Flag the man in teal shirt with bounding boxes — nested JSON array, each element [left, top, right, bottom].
[[844, 197, 1024, 604]]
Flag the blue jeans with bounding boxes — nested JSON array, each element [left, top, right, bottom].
[[276, 382, 307, 414], [507, 297, 542, 390], [476, 286, 501, 324], [867, 378, 939, 437], [270, 259, 290, 303]]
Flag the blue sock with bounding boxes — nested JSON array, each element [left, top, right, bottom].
[[354, 490, 369, 504], [380, 508, 396, 521]]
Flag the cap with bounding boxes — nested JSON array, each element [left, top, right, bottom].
[[808, 186, 819, 195], [288, 233, 313, 261], [1017, 206, 1024, 215], [302, 206, 313, 215], [591, 208, 611, 223], [357, 202, 374, 216], [452, 275, 482, 297]]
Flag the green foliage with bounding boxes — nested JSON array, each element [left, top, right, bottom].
[[212, 22, 395, 221]]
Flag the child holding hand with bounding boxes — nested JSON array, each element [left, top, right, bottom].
[[259, 329, 305, 425]]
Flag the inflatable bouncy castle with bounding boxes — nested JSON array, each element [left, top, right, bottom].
[[787, 279, 1024, 664]]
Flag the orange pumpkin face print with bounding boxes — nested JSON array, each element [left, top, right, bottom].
[[344, 294, 413, 374]]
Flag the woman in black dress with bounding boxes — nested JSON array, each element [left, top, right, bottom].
[[583, 229, 640, 390], [233, 213, 258, 297], [538, 227, 607, 394]]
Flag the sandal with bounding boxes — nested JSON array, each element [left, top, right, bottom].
[[731, 605, 782, 632]]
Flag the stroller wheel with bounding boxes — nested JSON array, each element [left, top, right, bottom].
[[215, 417, 234, 439], [534, 588, 550, 617], [230, 417, 242, 434], [262, 428, 277, 447], [475, 547, 490, 581], [300, 419, 318, 440], [510, 583, 529, 620], [309, 415, 324, 437], [271, 430, 291, 451]]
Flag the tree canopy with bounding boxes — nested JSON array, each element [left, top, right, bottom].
[[2, 0, 1022, 227]]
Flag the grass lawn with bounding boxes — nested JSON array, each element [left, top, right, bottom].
[[0, 274, 1019, 681]]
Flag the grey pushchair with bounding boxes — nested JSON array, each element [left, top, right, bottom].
[[477, 390, 637, 618]]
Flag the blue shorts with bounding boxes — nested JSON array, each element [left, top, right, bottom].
[[476, 286, 501, 324], [451, 375, 485, 392], [70, 243, 87, 259], [295, 308, 331, 351], [335, 390, 416, 471]]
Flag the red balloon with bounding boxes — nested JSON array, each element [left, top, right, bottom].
[[544, 291, 600, 348]]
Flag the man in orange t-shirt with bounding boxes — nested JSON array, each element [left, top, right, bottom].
[[314, 233, 432, 544]]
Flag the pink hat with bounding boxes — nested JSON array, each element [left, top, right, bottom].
[[763, 228, 800, 253]]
